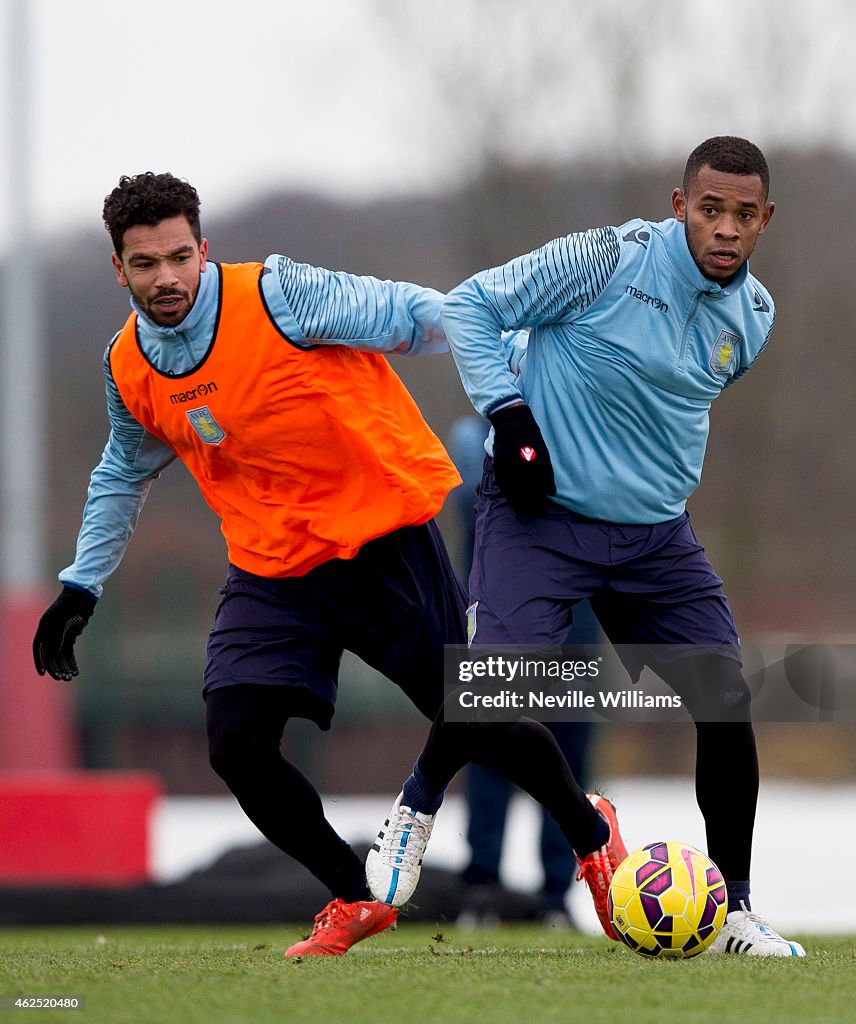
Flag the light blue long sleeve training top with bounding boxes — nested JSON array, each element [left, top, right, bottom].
[[442, 216, 775, 524], [60, 258, 447, 598]]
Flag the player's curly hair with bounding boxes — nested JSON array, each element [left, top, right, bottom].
[[683, 137, 770, 199], [103, 172, 202, 254]]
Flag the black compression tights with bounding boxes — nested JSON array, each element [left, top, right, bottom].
[[206, 686, 604, 898], [657, 654, 759, 881], [205, 686, 370, 903], [414, 716, 602, 855], [694, 720, 758, 880]]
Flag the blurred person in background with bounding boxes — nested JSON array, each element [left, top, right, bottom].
[[447, 414, 599, 931], [369, 137, 805, 957], [33, 172, 626, 957]]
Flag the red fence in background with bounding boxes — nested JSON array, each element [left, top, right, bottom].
[[0, 771, 163, 886]]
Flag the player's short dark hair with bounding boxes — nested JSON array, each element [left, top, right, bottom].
[[683, 137, 770, 199], [103, 172, 202, 254]]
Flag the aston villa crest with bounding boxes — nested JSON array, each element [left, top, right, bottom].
[[186, 406, 225, 445], [709, 329, 739, 376]]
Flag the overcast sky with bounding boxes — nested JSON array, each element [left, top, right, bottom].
[[0, 0, 852, 253]]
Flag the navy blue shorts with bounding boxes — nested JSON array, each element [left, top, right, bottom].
[[468, 462, 739, 677], [204, 521, 467, 729]]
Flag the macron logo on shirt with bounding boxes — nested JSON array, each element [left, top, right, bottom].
[[625, 285, 669, 315]]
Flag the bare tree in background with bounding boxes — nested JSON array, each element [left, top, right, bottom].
[[370, 0, 623, 268], [369, 1, 751, 262], [370, 0, 856, 235]]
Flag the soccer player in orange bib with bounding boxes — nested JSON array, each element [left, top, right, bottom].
[[33, 173, 626, 956]]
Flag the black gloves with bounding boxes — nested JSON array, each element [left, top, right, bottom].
[[33, 586, 97, 681], [488, 403, 556, 516]]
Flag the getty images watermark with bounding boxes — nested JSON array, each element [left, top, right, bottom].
[[442, 643, 856, 723]]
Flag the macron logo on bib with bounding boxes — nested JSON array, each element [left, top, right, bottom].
[[520, 446, 537, 462]]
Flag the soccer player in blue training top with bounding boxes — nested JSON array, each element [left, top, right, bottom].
[[33, 172, 628, 956], [367, 137, 805, 957]]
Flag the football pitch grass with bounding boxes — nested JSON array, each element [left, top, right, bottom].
[[0, 923, 853, 1024]]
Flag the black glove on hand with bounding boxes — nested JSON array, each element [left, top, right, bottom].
[[33, 586, 97, 681], [489, 403, 556, 516]]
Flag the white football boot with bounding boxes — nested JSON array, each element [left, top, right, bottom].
[[708, 903, 806, 957], [366, 792, 435, 907]]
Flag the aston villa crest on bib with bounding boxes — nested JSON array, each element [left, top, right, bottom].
[[709, 329, 739, 376], [186, 406, 225, 445]]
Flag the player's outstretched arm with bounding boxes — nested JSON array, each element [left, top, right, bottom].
[[260, 255, 448, 356]]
